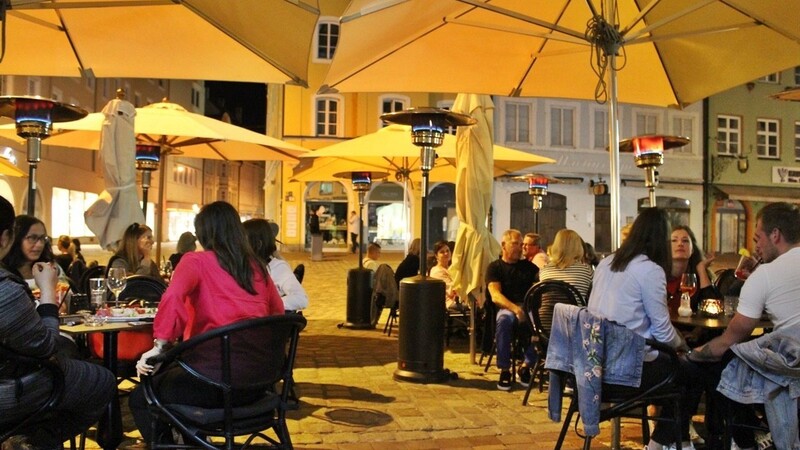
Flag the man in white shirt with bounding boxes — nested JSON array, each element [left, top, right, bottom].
[[362, 243, 381, 271], [348, 211, 361, 254]]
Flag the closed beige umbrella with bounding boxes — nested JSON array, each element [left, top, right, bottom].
[[449, 94, 502, 363]]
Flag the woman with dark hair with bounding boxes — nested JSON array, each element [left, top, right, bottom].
[[429, 240, 460, 310], [108, 222, 159, 277], [130, 201, 284, 444], [588, 208, 701, 450], [0, 196, 115, 449], [243, 218, 308, 312], [667, 225, 719, 315]]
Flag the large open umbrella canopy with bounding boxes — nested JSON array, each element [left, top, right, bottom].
[[321, 0, 800, 249], [0, 0, 319, 86], [291, 124, 553, 182]]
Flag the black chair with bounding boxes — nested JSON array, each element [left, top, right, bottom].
[[521, 280, 584, 405], [714, 268, 739, 296], [548, 306, 683, 450], [142, 314, 307, 450], [480, 298, 529, 385], [0, 343, 84, 450], [293, 264, 305, 284], [77, 264, 106, 295], [119, 275, 168, 307]]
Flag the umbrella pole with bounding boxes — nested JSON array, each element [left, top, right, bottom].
[[25, 137, 41, 214], [608, 56, 622, 252], [155, 148, 168, 263]]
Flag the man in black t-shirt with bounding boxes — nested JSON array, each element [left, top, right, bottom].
[[486, 229, 539, 391]]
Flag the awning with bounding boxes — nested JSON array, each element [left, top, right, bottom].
[[714, 184, 800, 203]]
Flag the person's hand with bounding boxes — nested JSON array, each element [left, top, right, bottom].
[[686, 345, 722, 363], [32, 262, 59, 304], [696, 252, 715, 274], [136, 346, 163, 377], [514, 305, 526, 321]]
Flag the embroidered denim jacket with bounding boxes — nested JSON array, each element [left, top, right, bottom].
[[544, 303, 645, 436], [718, 327, 800, 450]]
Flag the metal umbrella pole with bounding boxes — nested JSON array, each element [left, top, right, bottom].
[[0, 96, 87, 214], [382, 107, 475, 384]]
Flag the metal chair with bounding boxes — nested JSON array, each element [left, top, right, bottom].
[[521, 280, 584, 405], [0, 343, 84, 450], [548, 305, 684, 450], [142, 314, 307, 449]]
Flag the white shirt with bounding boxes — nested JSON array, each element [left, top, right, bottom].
[[588, 254, 682, 359], [737, 246, 800, 331], [267, 257, 308, 311], [363, 257, 379, 272], [348, 214, 361, 235], [532, 251, 549, 269]]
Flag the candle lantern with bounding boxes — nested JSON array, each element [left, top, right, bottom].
[[381, 107, 475, 384], [0, 96, 87, 214], [135, 144, 161, 217]]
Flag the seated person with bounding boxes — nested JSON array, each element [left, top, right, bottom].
[[395, 238, 421, 285], [362, 242, 381, 272], [428, 240, 463, 311], [108, 223, 160, 278], [168, 231, 196, 270], [0, 195, 115, 449]]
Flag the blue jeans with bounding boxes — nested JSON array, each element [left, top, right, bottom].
[[495, 308, 536, 370]]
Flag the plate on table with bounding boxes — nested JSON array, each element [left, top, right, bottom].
[[101, 307, 157, 322]]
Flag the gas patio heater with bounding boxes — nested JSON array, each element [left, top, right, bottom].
[[0, 96, 87, 214], [381, 107, 475, 384], [135, 144, 160, 218], [334, 170, 388, 330], [512, 174, 561, 234], [618, 135, 689, 207]]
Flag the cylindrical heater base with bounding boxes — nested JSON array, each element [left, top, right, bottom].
[[341, 268, 374, 329], [394, 276, 452, 383]]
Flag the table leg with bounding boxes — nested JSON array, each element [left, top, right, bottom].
[[96, 331, 122, 450]]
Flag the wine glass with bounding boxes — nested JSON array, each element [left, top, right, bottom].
[[680, 273, 697, 297], [106, 268, 128, 307]]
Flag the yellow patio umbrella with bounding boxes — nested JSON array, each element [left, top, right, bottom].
[[291, 124, 554, 183], [322, 0, 800, 249], [0, 0, 319, 86], [0, 156, 25, 177], [449, 94, 502, 363]]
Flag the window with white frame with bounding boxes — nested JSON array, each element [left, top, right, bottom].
[[315, 95, 342, 137], [504, 102, 530, 144], [550, 105, 575, 147], [756, 118, 779, 158], [795, 67, 800, 86], [635, 111, 659, 135], [378, 95, 409, 127], [717, 115, 741, 155], [795, 122, 800, 160], [592, 108, 608, 149], [314, 18, 339, 62], [759, 73, 780, 83], [671, 116, 694, 154]]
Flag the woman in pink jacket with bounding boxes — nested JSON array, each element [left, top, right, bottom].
[[129, 201, 284, 444]]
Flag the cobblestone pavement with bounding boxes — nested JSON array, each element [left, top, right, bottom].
[[80, 248, 653, 449]]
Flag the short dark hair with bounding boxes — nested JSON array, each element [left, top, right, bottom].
[[757, 202, 800, 244], [367, 242, 381, 253], [610, 207, 671, 274], [0, 195, 14, 236], [524, 232, 541, 245]]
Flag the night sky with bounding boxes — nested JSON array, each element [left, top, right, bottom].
[[205, 81, 267, 134]]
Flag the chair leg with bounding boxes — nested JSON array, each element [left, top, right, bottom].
[[555, 397, 579, 450], [483, 342, 495, 373]]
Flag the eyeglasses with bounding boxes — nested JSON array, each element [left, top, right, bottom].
[[24, 234, 51, 245]]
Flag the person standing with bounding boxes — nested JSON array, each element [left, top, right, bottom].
[[486, 229, 539, 391], [348, 211, 361, 254]]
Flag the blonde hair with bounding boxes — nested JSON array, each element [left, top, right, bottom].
[[549, 229, 585, 269]]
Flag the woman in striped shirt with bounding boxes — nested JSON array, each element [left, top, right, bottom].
[[538, 229, 593, 302]]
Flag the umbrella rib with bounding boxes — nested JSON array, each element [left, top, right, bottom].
[[622, 0, 714, 41], [455, 0, 586, 40], [625, 21, 760, 46], [341, 0, 408, 23], [719, 0, 800, 45], [445, 18, 589, 46], [54, 9, 87, 73]]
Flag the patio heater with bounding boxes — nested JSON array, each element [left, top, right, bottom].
[[512, 174, 561, 234], [618, 135, 689, 207], [381, 107, 475, 384], [135, 144, 160, 218], [0, 96, 87, 214], [334, 170, 388, 329]]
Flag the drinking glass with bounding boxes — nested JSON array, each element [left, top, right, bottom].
[[106, 268, 128, 306], [734, 255, 758, 280], [89, 277, 106, 311], [680, 273, 697, 298]]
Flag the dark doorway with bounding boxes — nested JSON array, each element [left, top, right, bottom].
[[509, 191, 566, 250]]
